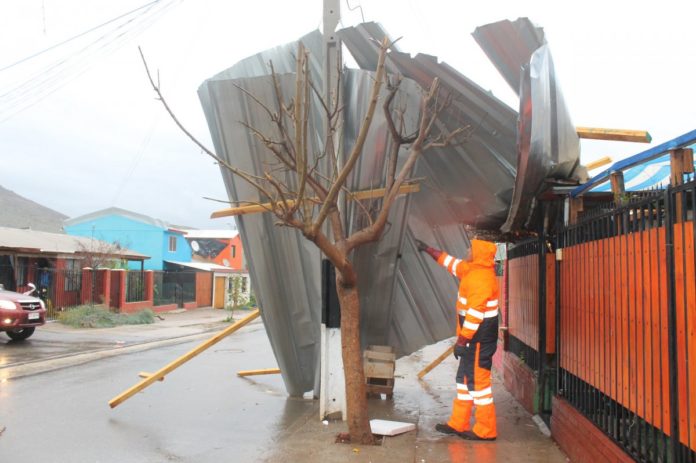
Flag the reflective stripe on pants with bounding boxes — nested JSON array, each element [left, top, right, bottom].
[[447, 341, 497, 438]]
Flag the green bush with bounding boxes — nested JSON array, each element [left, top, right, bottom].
[[58, 305, 155, 328]]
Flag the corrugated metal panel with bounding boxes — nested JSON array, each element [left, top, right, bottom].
[[472, 18, 581, 232], [199, 71, 325, 396], [472, 17, 546, 95], [500, 44, 581, 232], [338, 23, 518, 228]]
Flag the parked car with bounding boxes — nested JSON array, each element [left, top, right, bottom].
[[0, 284, 46, 340]]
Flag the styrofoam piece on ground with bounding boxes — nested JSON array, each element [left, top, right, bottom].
[[532, 414, 551, 437], [369, 419, 416, 436]]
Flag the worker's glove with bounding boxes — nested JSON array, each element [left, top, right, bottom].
[[415, 239, 429, 252], [415, 239, 443, 260], [453, 336, 470, 360]]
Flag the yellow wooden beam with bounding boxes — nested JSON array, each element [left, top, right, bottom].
[[210, 183, 420, 219], [109, 309, 260, 409], [237, 368, 281, 377], [585, 156, 612, 171], [576, 127, 652, 143], [417, 344, 454, 379], [138, 371, 164, 382]]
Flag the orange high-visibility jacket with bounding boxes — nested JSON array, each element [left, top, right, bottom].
[[436, 239, 499, 343]]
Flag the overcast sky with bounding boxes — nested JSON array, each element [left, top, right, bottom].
[[1, 0, 694, 229]]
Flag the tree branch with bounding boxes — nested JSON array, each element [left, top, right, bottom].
[[311, 37, 391, 238], [139, 47, 274, 202], [346, 78, 457, 252]]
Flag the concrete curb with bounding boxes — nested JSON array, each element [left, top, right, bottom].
[[2, 319, 264, 381]]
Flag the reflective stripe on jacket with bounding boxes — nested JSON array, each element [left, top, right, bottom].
[[437, 239, 499, 343]]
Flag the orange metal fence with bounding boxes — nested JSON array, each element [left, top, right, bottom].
[[507, 251, 555, 356], [556, 183, 696, 461], [559, 228, 672, 434]]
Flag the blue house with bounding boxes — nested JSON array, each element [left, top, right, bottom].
[[64, 207, 191, 270]]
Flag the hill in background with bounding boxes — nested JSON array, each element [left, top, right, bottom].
[[0, 185, 68, 233]]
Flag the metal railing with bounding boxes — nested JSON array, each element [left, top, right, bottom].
[[153, 271, 196, 307], [125, 271, 145, 303], [1, 266, 205, 317], [506, 238, 543, 373], [0, 266, 89, 320]]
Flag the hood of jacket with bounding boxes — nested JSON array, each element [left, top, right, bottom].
[[470, 239, 497, 268]]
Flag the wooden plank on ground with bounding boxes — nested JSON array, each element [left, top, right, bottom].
[[237, 368, 281, 377], [109, 309, 260, 408]]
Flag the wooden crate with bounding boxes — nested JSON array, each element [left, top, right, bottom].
[[364, 345, 395, 399]]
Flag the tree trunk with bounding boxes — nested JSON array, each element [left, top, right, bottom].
[[335, 279, 374, 444]]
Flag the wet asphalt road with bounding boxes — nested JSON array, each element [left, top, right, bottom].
[[0, 327, 127, 367], [0, 323, 305, 463]]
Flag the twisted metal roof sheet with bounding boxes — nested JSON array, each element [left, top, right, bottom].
[[198, 19, 576, 396], [471, 18, 581, 232]]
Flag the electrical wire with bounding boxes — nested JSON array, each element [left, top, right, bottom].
[[0, 0, 164, 73], [0, 3, 163, 101], [0, 0, 183, 122], [345, 0, 365, 23], [0, 1, 177, 108], [110, 0, 210, 208]]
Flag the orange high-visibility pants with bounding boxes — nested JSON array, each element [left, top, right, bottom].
[[447, 341, 497, 438]]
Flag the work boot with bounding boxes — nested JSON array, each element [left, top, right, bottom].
[[435, 423, 461, 435], [460, 430, 496, 441]]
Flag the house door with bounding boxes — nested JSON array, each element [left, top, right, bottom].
[[213, 276, 226, 309]]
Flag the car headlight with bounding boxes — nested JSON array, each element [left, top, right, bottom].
[[39, 300, 46, 309], [0, 300, 17, 310]]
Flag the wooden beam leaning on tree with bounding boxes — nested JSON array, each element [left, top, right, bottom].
[[210, 183, 420, 218], [139, 36, 469, 444]]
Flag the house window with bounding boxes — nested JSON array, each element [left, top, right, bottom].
[[231, 245, 236, 258], [64, 259, 81, 292], [169, 236, 177, 252]]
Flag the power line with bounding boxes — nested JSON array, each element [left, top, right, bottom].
[[0, 0, 163, 73], [0, 0, 183, 122], [110, 1, 209, 207]]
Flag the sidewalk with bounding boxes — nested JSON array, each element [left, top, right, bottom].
[[261, 339, 569, 463], [41, 306, 237, 341], [4, 307, 568, 462]]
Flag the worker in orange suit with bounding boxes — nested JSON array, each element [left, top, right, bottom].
[[416, 237, 499, 441]]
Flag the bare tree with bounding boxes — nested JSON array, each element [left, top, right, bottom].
[[75, 239, 127, 270], [140, 39, 467, 444]]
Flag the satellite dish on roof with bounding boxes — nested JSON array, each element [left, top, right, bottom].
[[222, 259, 230, 267], [191, 240, 200, 252]]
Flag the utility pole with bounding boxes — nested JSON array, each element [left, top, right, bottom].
[[318, 0, 346, 421]]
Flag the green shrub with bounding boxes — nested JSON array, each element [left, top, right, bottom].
[[58, 305, 155, 328]]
